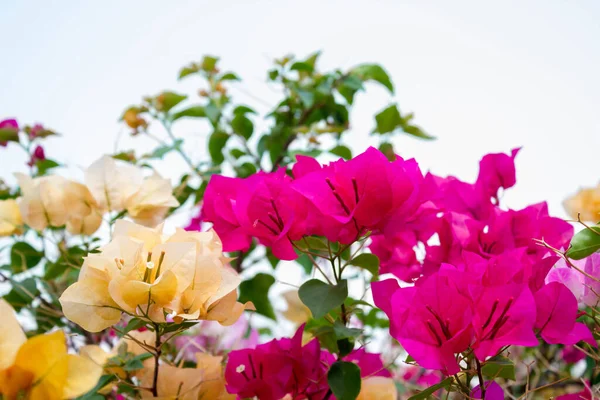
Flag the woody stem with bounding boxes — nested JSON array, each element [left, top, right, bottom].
[[152, 323, 162, 396], [475, 357, 486, 399]]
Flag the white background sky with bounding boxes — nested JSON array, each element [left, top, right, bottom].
[[2, 0, 600, 218]]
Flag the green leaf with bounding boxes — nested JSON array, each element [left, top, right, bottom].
[[112, 151, 136, 163], [337, 338, 354, 357], [147, 139, 183, 159], [401, 124, 435, 140], [3, 278, 40, 311], [156, 91, 187, 112], [75, 375, 116, 400], [233, 105, 257, 116], [333, 320, 362, 339], [378, 142, 395, 161], [36, 159, 60, 175], [330, 145, 352, 160], [482, 355, 516, 380], [10, 242, 43, 273], [290, 61, 314, 73], [208, 131, 230, 165], [268, 69, 279, 81], [407, 377, 453, 400], [230, 148, 246, 159], [201, 55, 219, 72], [352, 63, 394, 93], [178, 64, 200, 80], [300, 236, 329, 252], [205, 101, 221, 125], [220, 72, 240, 81], [297, 89, 315, 108], [231, 114, 254, 140], [239, 273, 276, 320], [348, 253, 380, 280], [327, 361, 362, 400], [373, 104, 402, 134], [299, 279, 348, 319], [121, 318, 147, 336], [236, 162, 257, 178], [567, 224, 600, 260], [296, 253, 313, 275], [171, 105, 206, 121], [0, 127, 19, 143]]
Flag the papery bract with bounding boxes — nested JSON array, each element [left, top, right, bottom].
[[471, 381, 504, 400], [0, 199, 23, 236]]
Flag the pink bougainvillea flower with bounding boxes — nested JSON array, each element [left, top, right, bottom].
[[561, 345, 586, 364], [201, 175, 253, 253], [534, 282, 596, 346], [369, 232, 422, 282], [469, 283, 538, 360], [471, 381, 504, 400], [373, 274, 472, 374], [0, 118, 19, 147], [583, 253, 600, 308], [476, 148, 520, 201], [292, 147, 426, 243], [27, 145, 46, 167], [345, 348, 392, 378], [546, 258, 586, 306]]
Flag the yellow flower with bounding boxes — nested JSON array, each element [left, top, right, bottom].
[[124, 173, 179, 227], [60, 220, 249, 332], [564, 185, 600, 222], [281, 290, 312, 325], [356, 376, 398, 400], [0, 299, 102, 400], [0, 198, 23, 236], [141, 353, 234, 399]]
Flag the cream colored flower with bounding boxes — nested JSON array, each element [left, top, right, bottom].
[[564, 184, 600, 222], [125, 173, 179, 227], [15, 173, 70, 230], [85, 155, 143, 213], [141, 353, 234, 399], [0, 300, 102, 400], [281, 290, 312, 325], [60, 220, 249, 332], [15, 174, 103, 234], [357, 376, 398, 400], [0, 199, 23, 236]]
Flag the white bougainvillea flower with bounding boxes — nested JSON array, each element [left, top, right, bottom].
[[124, 173, 179, 227], [15, 173, 70, 230], [60, 220, 250, 332], [0, 300, 102, 400], [85, 155, 143, 213], [0, 198, 23, 236]]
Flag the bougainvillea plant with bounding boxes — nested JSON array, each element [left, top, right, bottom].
[[0, 52, 598, 400]]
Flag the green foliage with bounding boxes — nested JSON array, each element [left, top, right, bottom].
[[239, 273, 276, 320], [348, 253, 379, 280], [10, 242, 43, 273], [407, 377, 454, 400], [299, 279, 348, 319], [328, 361, 362, 400], [567, 224, 600, 259], [482, 355, 516, 380]]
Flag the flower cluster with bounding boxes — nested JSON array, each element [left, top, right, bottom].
[[59, 220, 251, 331], [224, 326, 394, 400], [0, 300, 102, 400], [202, 147, 428, 260], [0, 155, 179, 237]]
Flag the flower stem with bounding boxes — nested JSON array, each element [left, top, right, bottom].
[[475, 358, 486, 399], [152, 323, 162, 396]]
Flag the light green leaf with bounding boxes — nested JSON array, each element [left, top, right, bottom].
[[373, 104, 402, 134], [349, 253, 379, 280], [567, 224, 600, 260], [330, 145, 352, 160], [482, 355, 516, 380], [171, 105, 206, 121], [352, 63, 394, 93]]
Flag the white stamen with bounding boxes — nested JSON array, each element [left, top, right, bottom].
[[146, 261, 155, 269], [236, 365, 246, 373]]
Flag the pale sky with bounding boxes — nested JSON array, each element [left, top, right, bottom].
[[2, 0, 600, 218]]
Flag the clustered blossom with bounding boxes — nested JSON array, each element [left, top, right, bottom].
[[224, 325, 393, 400], [0, 300, 102, 399], [59, 220, 251, 332], [201, 147, 428, 260]]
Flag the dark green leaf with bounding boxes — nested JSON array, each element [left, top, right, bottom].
[[201, 55, 219, 72], [408, 377, 453, 400], [333, 320, 362, 340], [220, 72, 240, 81], [349, 253, 380, 280], [299, 279, 348, 319], [233, 105, 257, 116], [171, 105, 206, 121], [268, 69, 279, 81], [290, 61, 314, 73], [236, 162, 257, 178], [337, 338, 354, 357], [230, 148, 246, 159], [567, 224, 600, 260], [122, 318, 147, 336], [208, 131, 230, 165], [0, 128, 19, 143], [231, 114, 254, 140], [179, 65, 200, 80], [401, 124, 435, 140], [75, 375, 116, 399], [352, 63, 394, 93], [4, 278, 40, 311], [482, 355, 516, 380], [239, 273, 276, 320], [373, 104, 402, 134], [36, 159, 60, 175], [10, 242, 43, 273], [330, 145, 352, 160], [296, 253, 313, 275], [328, 361, 361, 400]]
